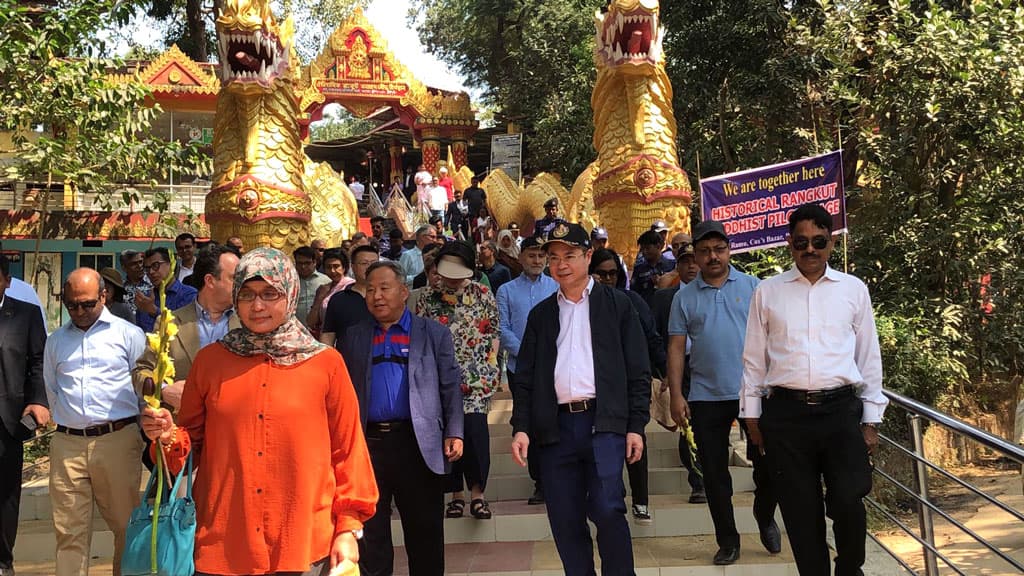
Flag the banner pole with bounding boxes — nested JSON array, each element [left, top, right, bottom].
[[843, 232, 849, 273]]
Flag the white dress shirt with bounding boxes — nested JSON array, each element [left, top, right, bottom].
[[6, 277, 47, 328], [554, 278, 596, 403], [43, 307, 147, 429], [740, 265, 887, 423]]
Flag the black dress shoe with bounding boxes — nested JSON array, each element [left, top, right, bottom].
[[527, 487, 544, 505], [713, 547, 740, 565], [760, 519, 782, 554], [0, 566, 15, 576]]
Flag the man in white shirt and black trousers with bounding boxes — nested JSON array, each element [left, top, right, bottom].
[[510, 220, 650, 576], [741, 203, 887, 576]]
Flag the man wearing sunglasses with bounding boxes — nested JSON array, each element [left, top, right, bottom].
[[741, 203, 887, 576], [134, 247, 198, 332], [44, 268, 147, 576], [665, 221, 779, 566]]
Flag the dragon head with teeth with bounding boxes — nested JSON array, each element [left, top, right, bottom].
[[594, 0, 663, 74], [216, 0, 294, 93]]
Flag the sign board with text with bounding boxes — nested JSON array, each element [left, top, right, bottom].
[[490, 134, 523, 183], [699, 151, 846, 254]]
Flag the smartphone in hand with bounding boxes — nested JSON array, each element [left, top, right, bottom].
[[20, 413, 38, 432]]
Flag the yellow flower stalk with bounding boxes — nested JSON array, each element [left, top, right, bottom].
[[142, 252, 179, 574], [682, 423, 703, 480]]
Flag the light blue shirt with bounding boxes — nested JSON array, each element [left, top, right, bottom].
[[496, 272, 559, 373], [195, 300, 233, 349], [668, 266, 759, 401], [43, 307, 147, 429], [399, 246, 423, 285]]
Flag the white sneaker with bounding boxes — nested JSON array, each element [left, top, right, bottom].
[[632, 504, 652, 525]]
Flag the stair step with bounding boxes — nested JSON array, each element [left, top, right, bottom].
[[15, 494, 784, 563]]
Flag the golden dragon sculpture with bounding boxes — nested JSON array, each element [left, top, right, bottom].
[[581, 0, 692, 264], [206, 0, 357, 252]]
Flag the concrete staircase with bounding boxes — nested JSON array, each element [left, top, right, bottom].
[[16, 395, 802, 575]]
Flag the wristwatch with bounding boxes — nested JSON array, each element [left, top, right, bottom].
[[861, 422, 878, 429], [348, 529, 364, 540]]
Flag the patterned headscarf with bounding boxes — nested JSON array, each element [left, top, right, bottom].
[[219, 247, 328, 366]]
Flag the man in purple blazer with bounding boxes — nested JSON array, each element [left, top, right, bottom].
[[340, 260, 464, 576]]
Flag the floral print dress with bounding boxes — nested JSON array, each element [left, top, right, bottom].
[[415, 281, 501, 414]]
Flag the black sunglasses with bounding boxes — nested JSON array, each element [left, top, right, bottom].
[[792, 236, 830, 251], [65, 300, 100, 311]]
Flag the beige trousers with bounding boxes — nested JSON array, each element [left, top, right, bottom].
[[49, 424, 143, 576]]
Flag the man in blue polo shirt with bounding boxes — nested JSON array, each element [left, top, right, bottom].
[[339, 261, 464, 576], [665, 221, 780, 566]]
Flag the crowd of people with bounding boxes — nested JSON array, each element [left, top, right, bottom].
[[0, 199, 888, 576]]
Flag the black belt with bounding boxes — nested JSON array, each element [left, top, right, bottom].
[[56, 417, 136, 437], [558, 399, 596, 413], [367, 420, 412, 434], [769, 385, 855, 405]]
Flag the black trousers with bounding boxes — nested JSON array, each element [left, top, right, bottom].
[[625, 433, 648, 506], [690, 400, 777, 549], [360, 424, 446, 576], [446, 412, 490, 493], [508, 369, 542, 492], [760, 393, 872, 576], [0, 427, 22, 570]]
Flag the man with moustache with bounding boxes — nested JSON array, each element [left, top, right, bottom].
[[0, 254, 48, 576], [742, 203, 886, 576], [496, 235, 558, 504], [45, 268, 146, 576], [666, 221, 779, 566], [510, 220, 650, 576], [135, 247, 198, 332]]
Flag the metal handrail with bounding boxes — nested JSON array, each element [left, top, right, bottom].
[[21, 428, 54, 476], [868, 389, 1024, 575]]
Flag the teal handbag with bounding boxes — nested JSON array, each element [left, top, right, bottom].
[[122, 452, 195, 576]]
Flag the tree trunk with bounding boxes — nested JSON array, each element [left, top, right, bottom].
[[187, 0, 207, 63]]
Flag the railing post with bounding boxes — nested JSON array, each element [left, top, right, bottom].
[[910, 414, 939, 575]]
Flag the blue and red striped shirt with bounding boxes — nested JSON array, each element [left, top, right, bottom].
[[368, 308, 413, 423]]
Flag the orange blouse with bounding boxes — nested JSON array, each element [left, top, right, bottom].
[[158, 344, 378, 575]]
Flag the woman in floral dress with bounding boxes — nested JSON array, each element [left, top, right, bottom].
[[415, 240, 501, 519]]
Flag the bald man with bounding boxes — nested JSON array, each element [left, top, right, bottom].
[[44, 268, 146, 576]]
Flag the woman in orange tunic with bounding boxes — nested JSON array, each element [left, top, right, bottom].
[[141, 247, 378, 576]]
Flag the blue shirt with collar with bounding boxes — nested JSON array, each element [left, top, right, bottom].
[[496, 272, 559, 373], [43, 307, 147, 429], [136, 279, 198, 332], [368, 308, 413, 423], [195, 300, 234, 349], [668, 265, 759, 401]]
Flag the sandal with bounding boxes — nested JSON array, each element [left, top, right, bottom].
[[470, 498, 492, 519], [445, 499, 465, 518]]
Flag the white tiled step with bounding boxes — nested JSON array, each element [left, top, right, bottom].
[[14, 494, 784, 563]]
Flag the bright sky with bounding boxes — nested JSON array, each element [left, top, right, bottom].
[[363, 0, 470, 93]]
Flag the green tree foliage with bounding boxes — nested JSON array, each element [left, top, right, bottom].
[[413, 0, 602, 177], [309, 105, 376, 142], [0, 0, 210, 215], [797, 0, 1024, 410]]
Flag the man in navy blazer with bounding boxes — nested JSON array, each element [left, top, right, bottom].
[[0, 254, 49, 576], [340, 260, 464, 576]]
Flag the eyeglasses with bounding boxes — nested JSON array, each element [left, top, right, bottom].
[[594, 269, 618, 279], [792, 236, 830, 251], [236, 289, 285, 303], [65, 300, 99, 311], [145, 261, 169, 272], [294, 259, 316, 266], [547, 253, 584, 266]]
